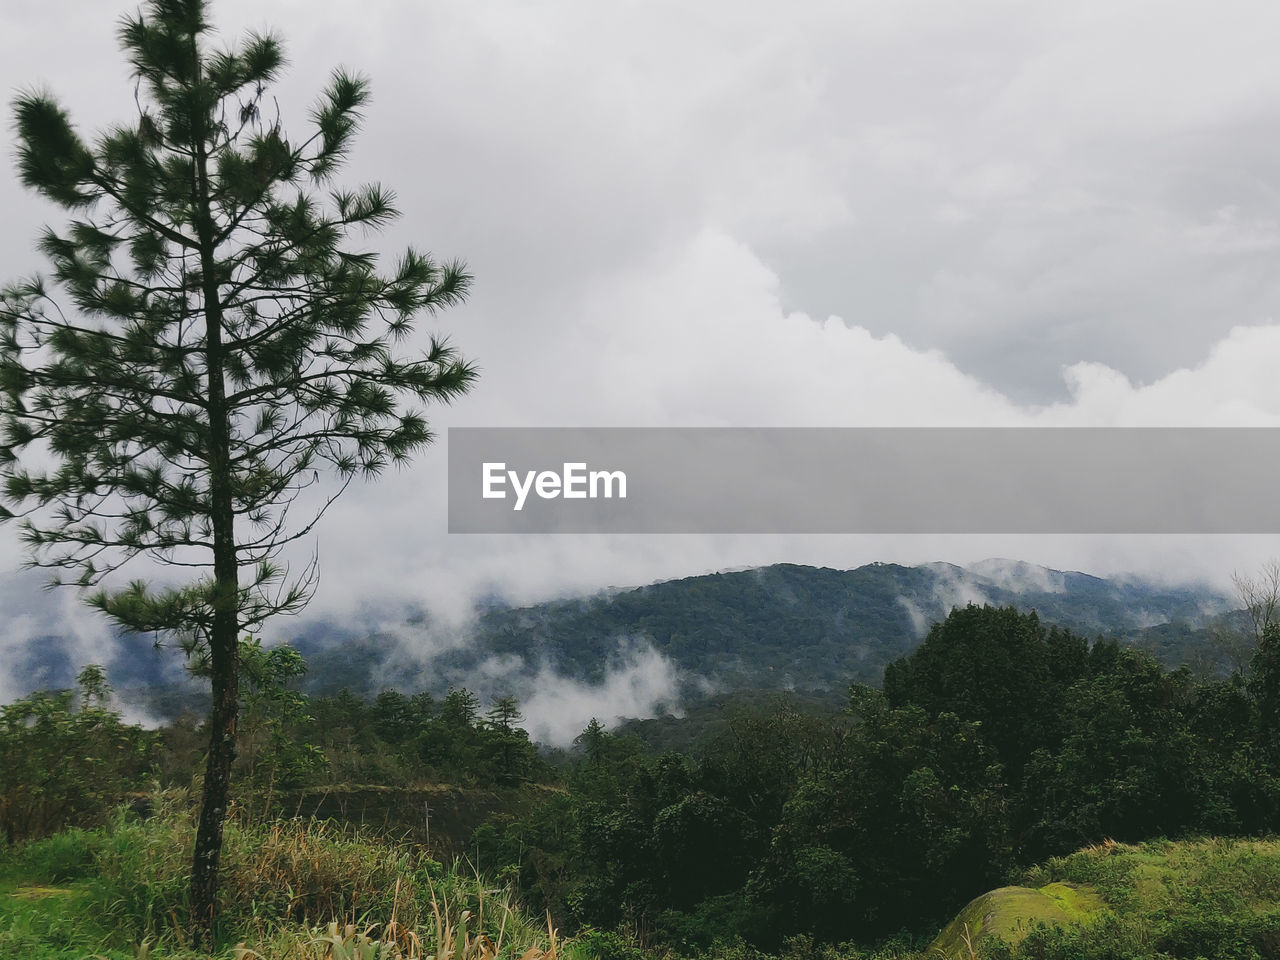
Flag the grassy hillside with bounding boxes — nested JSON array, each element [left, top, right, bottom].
[[5, 601, 1277, 960], [929, 882, 1107, 958], [273, 783, 563, 857], [0, 798, 565, 960], [6, 806, 1278, 960], [929, 837, 1280, 960]]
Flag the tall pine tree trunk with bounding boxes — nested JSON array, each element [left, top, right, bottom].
[[190, 604, 237, 938], [188, 93, 240, 942]]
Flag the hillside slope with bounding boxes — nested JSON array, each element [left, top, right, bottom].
[[929, 838, 1280, 960]]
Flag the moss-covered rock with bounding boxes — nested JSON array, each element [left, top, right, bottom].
[[927, 881, 1107, 959]]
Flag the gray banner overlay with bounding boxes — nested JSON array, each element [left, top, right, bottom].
[[448, 427, 1280, 533]]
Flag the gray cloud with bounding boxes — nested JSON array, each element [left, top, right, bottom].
[[4, 1, 1280, 699]]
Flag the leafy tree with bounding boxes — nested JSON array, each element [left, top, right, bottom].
[[414, 687, 484, 776], [237, 638, 327, 803], [1201, 560, 1280, 674], [0, 0, 474, 937], [1250, 623, 1280, 764], [575, 717, 609, 767], [485, 694, 534, 784], [486, 694, 522, 734], [1024, 648, 1208, 852], [699, 697, 850, 832], [371, 689, 416, 744], [650, 790, 756, 906], [441, 688, 481, 727], [1235, 560, 1280, 647], [748, 698, 1010, 942], [308, 688, 372, 753], [0, 665, 156, 843], [884, 605, 1058, 776]]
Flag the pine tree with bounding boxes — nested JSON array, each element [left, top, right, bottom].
[[0, 0, 474, 939], [486, 694, 523, 735], [486, 694, 525, 783], [441, 687, 481, 727], [577, 717, 609, 766]]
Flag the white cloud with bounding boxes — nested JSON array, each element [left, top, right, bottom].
[[516, 640, 683, 747], [4, 1, 1280, 707]]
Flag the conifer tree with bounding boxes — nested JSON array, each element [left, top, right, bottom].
[[486, 694, 526, 782], [0, 0, 474, 938], [486, 694, 523, 735]]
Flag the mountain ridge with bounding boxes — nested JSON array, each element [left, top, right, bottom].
[[4, 559, 1242, 721], [295, 558, 1237, 703]]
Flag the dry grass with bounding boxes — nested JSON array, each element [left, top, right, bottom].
[[49, 792, 563, 958], [232, 882, 564, 960]]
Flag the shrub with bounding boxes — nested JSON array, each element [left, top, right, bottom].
[[5, 826, 103, 883], [0, 667, 157, 843]]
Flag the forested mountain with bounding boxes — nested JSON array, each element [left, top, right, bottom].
[[297, 559, 1234, 702], [8, 559, 1238, 716]]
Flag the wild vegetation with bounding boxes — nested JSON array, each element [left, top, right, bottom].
[[3, 602, 1279, 958], [1, 798, 565, 959]]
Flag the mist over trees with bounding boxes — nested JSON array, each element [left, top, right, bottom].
[[3, 599, 1279, 956]]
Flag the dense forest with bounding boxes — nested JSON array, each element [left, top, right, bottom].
[[3, 602, 1279, 958]]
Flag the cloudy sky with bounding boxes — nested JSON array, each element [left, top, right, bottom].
[[5, 0, 1280, 713]]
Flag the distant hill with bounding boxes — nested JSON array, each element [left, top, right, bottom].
[[294, 559, 1237, 703], [6, 559, 1242, 716]]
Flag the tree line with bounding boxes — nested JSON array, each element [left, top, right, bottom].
[[5, 602, 1278, 954], [475, 604, 1280, 949]]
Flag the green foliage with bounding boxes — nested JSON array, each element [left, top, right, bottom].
[[91, 811, 430, 938], [883, 605, 1061, 775], [1025, 650, 1206, 848], [477, 604, 1280, 952], [237, 638, 329, 796], [6, 827, 105, 883], [0, 666, 156, 844], [747, 701, 1011, 942], [0, 0, 475, 632], [277, 686, 551, 793], [372, 690, 431, 746], [0, 881, 135, 960], [985, 839, 1280, 960], [879, 605, 1278, 861], [1250, 623, 1280, 760], [928, 882, 1107, 960], [483, 696, 538, 786], [1, 799, 564, 959], [397, 563, 1228, 705], [563, 928, 650, 960], [8, 597, 1280, 959]]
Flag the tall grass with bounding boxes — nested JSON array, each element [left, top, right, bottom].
[[4, 792, 564, 959], [6, 825, 105, 883]]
